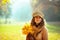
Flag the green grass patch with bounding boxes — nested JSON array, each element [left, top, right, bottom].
[[46, 24, 60, 33]]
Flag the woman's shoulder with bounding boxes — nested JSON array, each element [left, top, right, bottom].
[[42, 26, 48, 33]]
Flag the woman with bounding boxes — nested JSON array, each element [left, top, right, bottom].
[[22, 11, 48, 40]]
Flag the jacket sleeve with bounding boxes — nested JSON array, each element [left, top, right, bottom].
[[42, 27, 48, 40]]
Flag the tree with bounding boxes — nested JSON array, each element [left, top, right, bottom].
[[0, 0, 11, 24], [31, 0, 60, 21]]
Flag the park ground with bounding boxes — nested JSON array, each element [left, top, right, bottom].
[[0, 22, 60, 40]]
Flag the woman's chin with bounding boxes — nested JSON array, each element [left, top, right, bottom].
[[36, 22, 40, 24]]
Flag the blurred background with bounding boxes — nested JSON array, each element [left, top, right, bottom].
[[0, 0, 60, 40]]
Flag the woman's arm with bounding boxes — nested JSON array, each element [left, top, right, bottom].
[[42, 27, 48, 40]]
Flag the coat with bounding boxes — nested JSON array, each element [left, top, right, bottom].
[[22, 22, 48, 40]]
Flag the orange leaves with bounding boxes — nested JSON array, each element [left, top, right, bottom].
[[22, 23, 34, 35]]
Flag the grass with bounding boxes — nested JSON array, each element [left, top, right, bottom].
[[46, 24, 60, 40], [0, 23, 60, 40]]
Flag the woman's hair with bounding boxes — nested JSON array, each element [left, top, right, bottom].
[[31, 17, 44, 28]]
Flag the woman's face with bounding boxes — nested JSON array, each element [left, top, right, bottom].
[[34, 16, 42, 24]]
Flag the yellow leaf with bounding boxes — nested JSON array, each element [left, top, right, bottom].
[[2, 0, 10, 5]]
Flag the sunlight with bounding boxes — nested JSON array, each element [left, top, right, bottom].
[[10, 0, 32, 22]]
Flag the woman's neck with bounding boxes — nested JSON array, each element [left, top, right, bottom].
[[36, 23, 40, 25]]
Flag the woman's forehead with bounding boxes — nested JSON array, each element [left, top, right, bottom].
[[34, 16, 41, 18]]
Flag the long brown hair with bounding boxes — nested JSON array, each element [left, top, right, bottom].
[[31, 17, 44, 28]]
